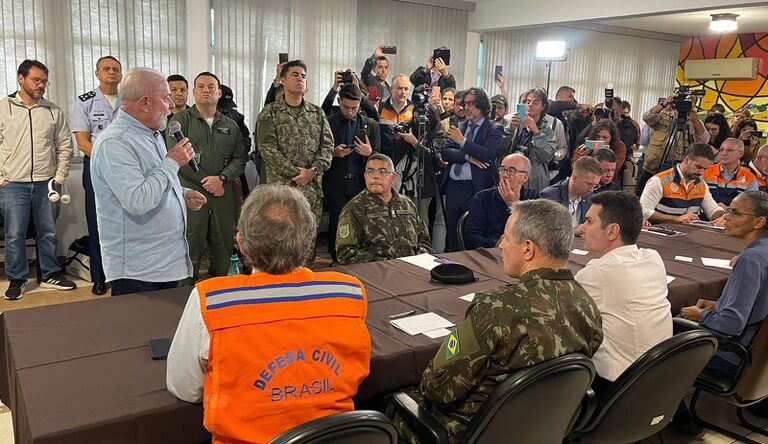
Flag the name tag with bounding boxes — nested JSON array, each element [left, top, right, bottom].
[[216, 127, 231, 134]]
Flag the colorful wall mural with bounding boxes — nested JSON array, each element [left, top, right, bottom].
[[677, 33, 768, 126]]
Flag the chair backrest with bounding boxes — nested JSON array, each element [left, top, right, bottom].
[[462, 353, 595, 444], [268, 410, 397, 444], [457, 211, 469, 251], [575, 329, 717, 444], [735, 317, 768, 404]]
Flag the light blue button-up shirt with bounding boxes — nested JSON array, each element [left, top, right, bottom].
[[70, 87, 121, 142], [90, 110, 193, 282]]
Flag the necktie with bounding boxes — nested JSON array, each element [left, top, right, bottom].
[[453, 124, 477, 176]]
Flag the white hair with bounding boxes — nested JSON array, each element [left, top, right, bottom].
[[119, 67, 168, 103]]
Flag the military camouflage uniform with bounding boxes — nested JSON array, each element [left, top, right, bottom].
[[336, 189, 432, 265], [257, 100, 333, 267], [393, 268, 603, 444]]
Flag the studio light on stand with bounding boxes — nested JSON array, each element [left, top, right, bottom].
[[709, 13, 738, 33], [535, 40, 567, 97]]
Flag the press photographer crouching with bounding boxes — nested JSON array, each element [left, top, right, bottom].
[[636, 87, 709, 196]]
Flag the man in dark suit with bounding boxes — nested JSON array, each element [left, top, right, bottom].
[[323, 84, 381, 263], [541, 156, 603, 227], [440, 87, 504, 251]]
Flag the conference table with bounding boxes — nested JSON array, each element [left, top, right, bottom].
[[0, 224, 742, 443]]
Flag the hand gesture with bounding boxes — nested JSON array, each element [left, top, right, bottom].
[[494, 73, 505, 89], [333, 144, 351, 157], [292, 167, 315, 187], [354, 135, 373, 156], [508, 113, 521, 131], [333, 70, 342, 90], [401, 131, 418, 148], [523, 115, 539, 134], [695, 299, 716, 311], [184, 189, 207, 211], [424, 56, 434, 72], [201, 176, 225, 197], [274, 62, 286, 86], [167, 136, 195, 167], [468, 156, 490, 169], [677, 212, 700, 223], [447, 125, 464, 144], [434, 57, 448, 76], [498, 175, 520, 206], [374, 45, 384, 58]]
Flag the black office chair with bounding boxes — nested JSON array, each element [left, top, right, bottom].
[[268, 410, 397, 444], [457, 211, 469, 251], [388, 353, 595, 444], [569, 329, 718, 444], [675, 317, 768, 444]]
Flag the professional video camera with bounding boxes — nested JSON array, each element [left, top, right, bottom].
[[594, 83, 615, 119], [671, 85, 705, 130], [411, 85, 430, 112], [339, 69, 355, 84]]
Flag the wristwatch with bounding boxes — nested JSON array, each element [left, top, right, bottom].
[[219, 174, 228, 184], [310, 166, 319, 176]]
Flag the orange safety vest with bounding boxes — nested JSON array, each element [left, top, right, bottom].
[[379, 99, 413, 127], [654, 166, 707, 216], [702, 163, 758, 205], [197, 268, 371, 444], [748, 161, 768, 192]]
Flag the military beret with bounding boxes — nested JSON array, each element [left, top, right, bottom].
[[431, 263, 475, 285]]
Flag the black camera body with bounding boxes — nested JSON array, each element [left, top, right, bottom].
[[671, 86, 705, 130], [594, 107, 613, 120], [411, 86, 430, 112], [394, 121, 412, 134], [340, 69, 355, 84]]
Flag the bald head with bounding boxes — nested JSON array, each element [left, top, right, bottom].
[[501, 153, 531, 172], [118, 68, 172, 131]]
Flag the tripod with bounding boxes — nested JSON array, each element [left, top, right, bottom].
[[658, 115, 693, 171]]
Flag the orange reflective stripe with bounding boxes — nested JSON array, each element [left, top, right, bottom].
[[655, 168, 706, 215]]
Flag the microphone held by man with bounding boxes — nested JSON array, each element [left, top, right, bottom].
[[168, 120, 200, 172]]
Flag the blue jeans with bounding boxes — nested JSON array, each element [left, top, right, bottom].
[[0, 181, 61, 280]]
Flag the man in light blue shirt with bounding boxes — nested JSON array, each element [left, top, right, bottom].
[[91, 67, 207, 296]]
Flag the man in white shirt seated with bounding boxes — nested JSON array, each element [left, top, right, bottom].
[[575, 191, 672, 390]]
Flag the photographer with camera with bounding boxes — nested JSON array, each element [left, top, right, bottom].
[[440, 87, 504, 252], [734, 118, 760, 163], [499, 87, 558, 192], [379, 74, 414, 161], [323, 84, 381, 264], [321, 69, 379, 121], [635, 90, 709, 196], [361, 45, 392, 103], [410, 47, 456, 91]]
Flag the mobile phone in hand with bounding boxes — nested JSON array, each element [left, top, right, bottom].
[[278, 53, 289, 64], [494, 65, 503, 80], [517, 103, 526, 118], [382, 46, 397, 54]]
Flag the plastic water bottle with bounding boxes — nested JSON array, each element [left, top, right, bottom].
[[228, 253, 240, 276]]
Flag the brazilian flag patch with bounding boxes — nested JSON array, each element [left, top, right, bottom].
[[445, 329, 460, 359]]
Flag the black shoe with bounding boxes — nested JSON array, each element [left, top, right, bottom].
[[92, 282, 109, 296], [671, 401, 705, 438], [5, 279, 27, 301], [40, 272, 77, 291]]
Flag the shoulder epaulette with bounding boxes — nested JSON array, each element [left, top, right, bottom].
[[78, 91, 96, 102]]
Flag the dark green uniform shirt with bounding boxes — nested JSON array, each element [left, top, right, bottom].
[[336, 189, 432, 265]]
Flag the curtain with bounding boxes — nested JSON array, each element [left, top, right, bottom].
[[1, 0, 187, 130], [213, 0, 469, 126], [481, 26, 679, 122]]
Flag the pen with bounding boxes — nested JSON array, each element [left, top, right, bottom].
[[389, 310, 416, 320]]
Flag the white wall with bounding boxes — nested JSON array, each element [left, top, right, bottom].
[[469, 0, 768, 32]]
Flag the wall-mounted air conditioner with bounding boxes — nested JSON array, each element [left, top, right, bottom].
[[684, 58, 759, 80]]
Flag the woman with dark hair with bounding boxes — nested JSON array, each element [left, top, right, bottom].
[[704, 113, 729, 150], [734, 119, 760, 163], [501, 87, 558, 191], [571, 119, 627, 173]]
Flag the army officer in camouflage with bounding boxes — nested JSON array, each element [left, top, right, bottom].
[[257, 60, 333, 266], [336, 153, 431, 265], [393, 199, 603, 444]]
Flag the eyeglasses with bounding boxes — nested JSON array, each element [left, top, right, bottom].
[[28, 78, 49, 86], [498, 167, 529, 176], [725, 207, 761, 217], [364, 168, 392, 176]]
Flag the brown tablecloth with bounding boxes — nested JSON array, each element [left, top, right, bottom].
[[0, 224, 741, 443]]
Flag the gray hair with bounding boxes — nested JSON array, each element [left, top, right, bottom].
[[509, 199, 573, 260], [366, 153, 395, 172], [502, 153, 531, 171], [721, 137, 745, 152], [740, 191, 768, 230], [237, 184, 316, 274], [758, 144, 768, 158], [118, 67, 168, 103], [392, 74, 410, 87]]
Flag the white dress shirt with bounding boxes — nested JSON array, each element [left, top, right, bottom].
[[575, 244, 673, 381], [166, 288, 209, 403]]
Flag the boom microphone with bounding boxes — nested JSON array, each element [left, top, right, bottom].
[[167, 121, 200, 172]]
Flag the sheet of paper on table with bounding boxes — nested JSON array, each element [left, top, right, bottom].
[[459, 293, 476, 302], [390, 312, 455, 336], [701, 257, 732, 270], [423, 328, 452, 339], [690, 220, 725, 230], [666, 276, 676, 284], [571, 249, 589, 256], [674, 255, 693, 263], [398, 253, 442, 271]]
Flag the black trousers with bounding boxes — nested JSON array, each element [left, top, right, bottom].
[[444, 180, 475, 252], [111, 279, 178, 296], [83, 156, 106, 285], [325, 177, 365, 262]]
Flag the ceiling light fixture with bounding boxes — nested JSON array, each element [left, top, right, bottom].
[[709, 13, 739, 33]]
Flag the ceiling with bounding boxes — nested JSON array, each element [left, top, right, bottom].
[[594, 5, 768, 37]]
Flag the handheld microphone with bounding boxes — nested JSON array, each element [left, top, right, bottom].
[[167, 121, 199, 172]]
